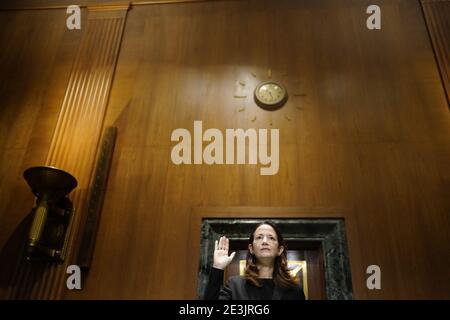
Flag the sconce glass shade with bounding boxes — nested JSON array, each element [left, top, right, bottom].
[[23, 166, 78, 200]]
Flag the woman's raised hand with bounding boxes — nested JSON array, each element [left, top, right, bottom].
[[213, 236, 236, 270]]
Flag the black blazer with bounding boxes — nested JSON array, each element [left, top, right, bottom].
[[204, 267, 306, 300]]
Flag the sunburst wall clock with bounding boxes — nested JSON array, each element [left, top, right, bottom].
[[233, 68, 306, 126]]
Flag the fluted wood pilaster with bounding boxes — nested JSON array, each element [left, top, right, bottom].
[[421, 0, 450, 103], [7, 3, 129, 299]]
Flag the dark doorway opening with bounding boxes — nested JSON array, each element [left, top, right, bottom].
[[197, 218, 353, 300]]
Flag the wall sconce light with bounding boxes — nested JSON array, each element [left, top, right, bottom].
[[23, 166, 77, 262]]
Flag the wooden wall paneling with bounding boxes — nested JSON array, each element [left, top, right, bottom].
[[1, 0, 449, 300], [4, 4, 129, 299], [72, 0, 450, 299]]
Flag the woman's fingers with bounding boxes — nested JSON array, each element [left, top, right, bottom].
[[229, 252, 236, 261], [219, 236, 223, 250], [216, 236, 231, 253]]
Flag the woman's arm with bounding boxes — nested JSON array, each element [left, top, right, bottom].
[[202, 236, 235, 300], [203, 267, 232, 300]]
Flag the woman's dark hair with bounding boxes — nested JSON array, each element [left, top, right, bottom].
[[244, 221, 297, 287]]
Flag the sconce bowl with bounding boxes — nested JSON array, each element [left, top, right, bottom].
[[23, 166, 78, 200]]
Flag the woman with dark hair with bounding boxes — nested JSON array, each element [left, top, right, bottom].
[[204, 221, 306, 300]]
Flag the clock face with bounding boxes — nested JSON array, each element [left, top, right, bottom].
[[254, 81, 288, 110]]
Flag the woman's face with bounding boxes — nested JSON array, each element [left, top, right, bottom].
[[249, 224, 284, 261]]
